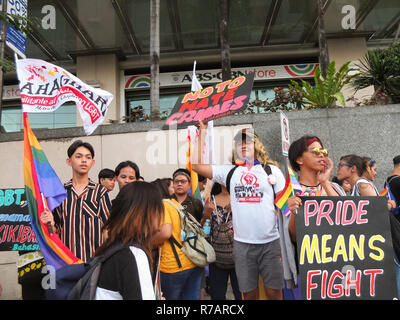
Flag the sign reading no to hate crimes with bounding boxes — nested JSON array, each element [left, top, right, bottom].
[[164, 73, 255, 129], [296, 196, 398, 300]]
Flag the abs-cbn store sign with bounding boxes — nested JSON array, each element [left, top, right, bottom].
[[125, 63, 318, 90]]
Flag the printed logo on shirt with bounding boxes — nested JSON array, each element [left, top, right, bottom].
[[234, 171, 263, 203]]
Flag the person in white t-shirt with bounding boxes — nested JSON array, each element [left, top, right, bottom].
[[192, 122, 286, 300]]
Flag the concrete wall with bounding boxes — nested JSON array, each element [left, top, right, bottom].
[[1, 104, 399, 299]]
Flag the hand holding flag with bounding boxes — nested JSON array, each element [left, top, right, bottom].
[[274, 165, 304, 216]]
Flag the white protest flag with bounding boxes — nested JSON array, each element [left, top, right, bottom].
[[15, 58, 114, 135], [189, 61, 215, 165]]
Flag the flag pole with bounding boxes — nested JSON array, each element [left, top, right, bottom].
[[41, 192, 53, 236]]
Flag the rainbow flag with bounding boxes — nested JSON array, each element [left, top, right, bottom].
[[274, 171, 292, 216], [379, 185, 388, 197], [24, 112, 82, 270], [288, 165, 304, 196], [186, 127, 202, 201]]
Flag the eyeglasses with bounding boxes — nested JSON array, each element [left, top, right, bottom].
[[173, 179, 188, 185], [337, 163, 352, 169], [309, 147, 329, 157]]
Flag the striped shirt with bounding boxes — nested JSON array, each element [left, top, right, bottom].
[[53, 179, 112, 262]]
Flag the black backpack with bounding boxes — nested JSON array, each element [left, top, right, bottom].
[[46, 243, 127, 300], [225, 164, 276, 199]]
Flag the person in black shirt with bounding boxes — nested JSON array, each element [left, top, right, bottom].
[[94, 182, 164, 300], [386, 155, 400, 214]]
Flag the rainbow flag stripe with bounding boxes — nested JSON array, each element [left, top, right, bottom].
[[186, 128, 202, 201], [379, 185, 388, 197], [288, 166, 304, 196], [274, 171, 292, 216], [24, 112, 82, 270]]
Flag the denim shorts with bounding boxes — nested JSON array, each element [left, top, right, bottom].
[[233, 239, 284, 292]]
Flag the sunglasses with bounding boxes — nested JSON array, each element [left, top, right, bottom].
[[309, 147, 329, 157]]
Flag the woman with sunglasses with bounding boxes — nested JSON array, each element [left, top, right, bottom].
[[287, 135, 340, 227], [284, 135, 341, 300]]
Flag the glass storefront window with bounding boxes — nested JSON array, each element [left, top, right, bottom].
[[1, 104, 76, 132]]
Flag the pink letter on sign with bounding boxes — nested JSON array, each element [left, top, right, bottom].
[[304, 200, 318, 226]]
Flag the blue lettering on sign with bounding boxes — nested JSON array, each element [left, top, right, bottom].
[[0, 214, 31, 222], [0, 189, 25, 207]]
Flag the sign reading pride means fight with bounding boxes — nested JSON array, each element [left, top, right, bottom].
[[16, 58, 114, 135]]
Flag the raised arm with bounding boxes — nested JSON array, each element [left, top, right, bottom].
[[192, 120, 213, 179]]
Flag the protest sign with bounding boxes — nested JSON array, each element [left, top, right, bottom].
[[164, 73, 255, 129], [296, 196, 398, 300], [0, 188, 38, 251], [280, 111, 290, 156]]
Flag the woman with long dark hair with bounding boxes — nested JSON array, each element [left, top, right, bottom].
[[94, 181, 164, 300]]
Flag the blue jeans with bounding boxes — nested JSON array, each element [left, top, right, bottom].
[[160, 267, 203, 300], [209, 263, 241, 300]]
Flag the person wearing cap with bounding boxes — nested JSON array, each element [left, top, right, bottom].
[[193, 121, 286, 300], [172, 168, 203, 223]]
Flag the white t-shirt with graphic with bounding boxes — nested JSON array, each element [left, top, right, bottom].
[[212, 164, 285, 244]]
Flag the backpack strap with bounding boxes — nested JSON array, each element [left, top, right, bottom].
[[168, 237, 183, 269], [226, 166, 239, 195], [263, 164, 276, 201]]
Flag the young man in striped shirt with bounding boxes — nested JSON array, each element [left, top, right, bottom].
[[41, 140, 112, 262]]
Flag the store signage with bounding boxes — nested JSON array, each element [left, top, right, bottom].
[[280, 111, 290, 157], [0, 0, 28, 58], [125, 63, 318, 90]]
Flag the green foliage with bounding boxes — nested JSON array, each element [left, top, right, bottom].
[[0, 12, 41, 73], [245, 86, 306, 114], [289, 61, 356, 108], [352, 42, 400, 104], [0, 11, 40, 35]]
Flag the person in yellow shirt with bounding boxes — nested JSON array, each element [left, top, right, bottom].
[[151, 178, 203, 300]]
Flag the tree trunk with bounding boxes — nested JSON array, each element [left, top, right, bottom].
[[150, 0, 160, 119], [219, 0, 231, 81], [318, 0, 329, 78]]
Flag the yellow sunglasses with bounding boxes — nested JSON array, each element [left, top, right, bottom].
[[309, 147, 329, 157]]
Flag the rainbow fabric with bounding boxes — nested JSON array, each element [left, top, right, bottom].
[[23, 112, 82, 270], [288, 166, 304, 196], [274, 171, 292, 216], [379, 185, 388, 197], [186, 127, 202, 201]]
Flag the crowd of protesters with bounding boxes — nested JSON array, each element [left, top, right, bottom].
[[12, 122, 400, 301]]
